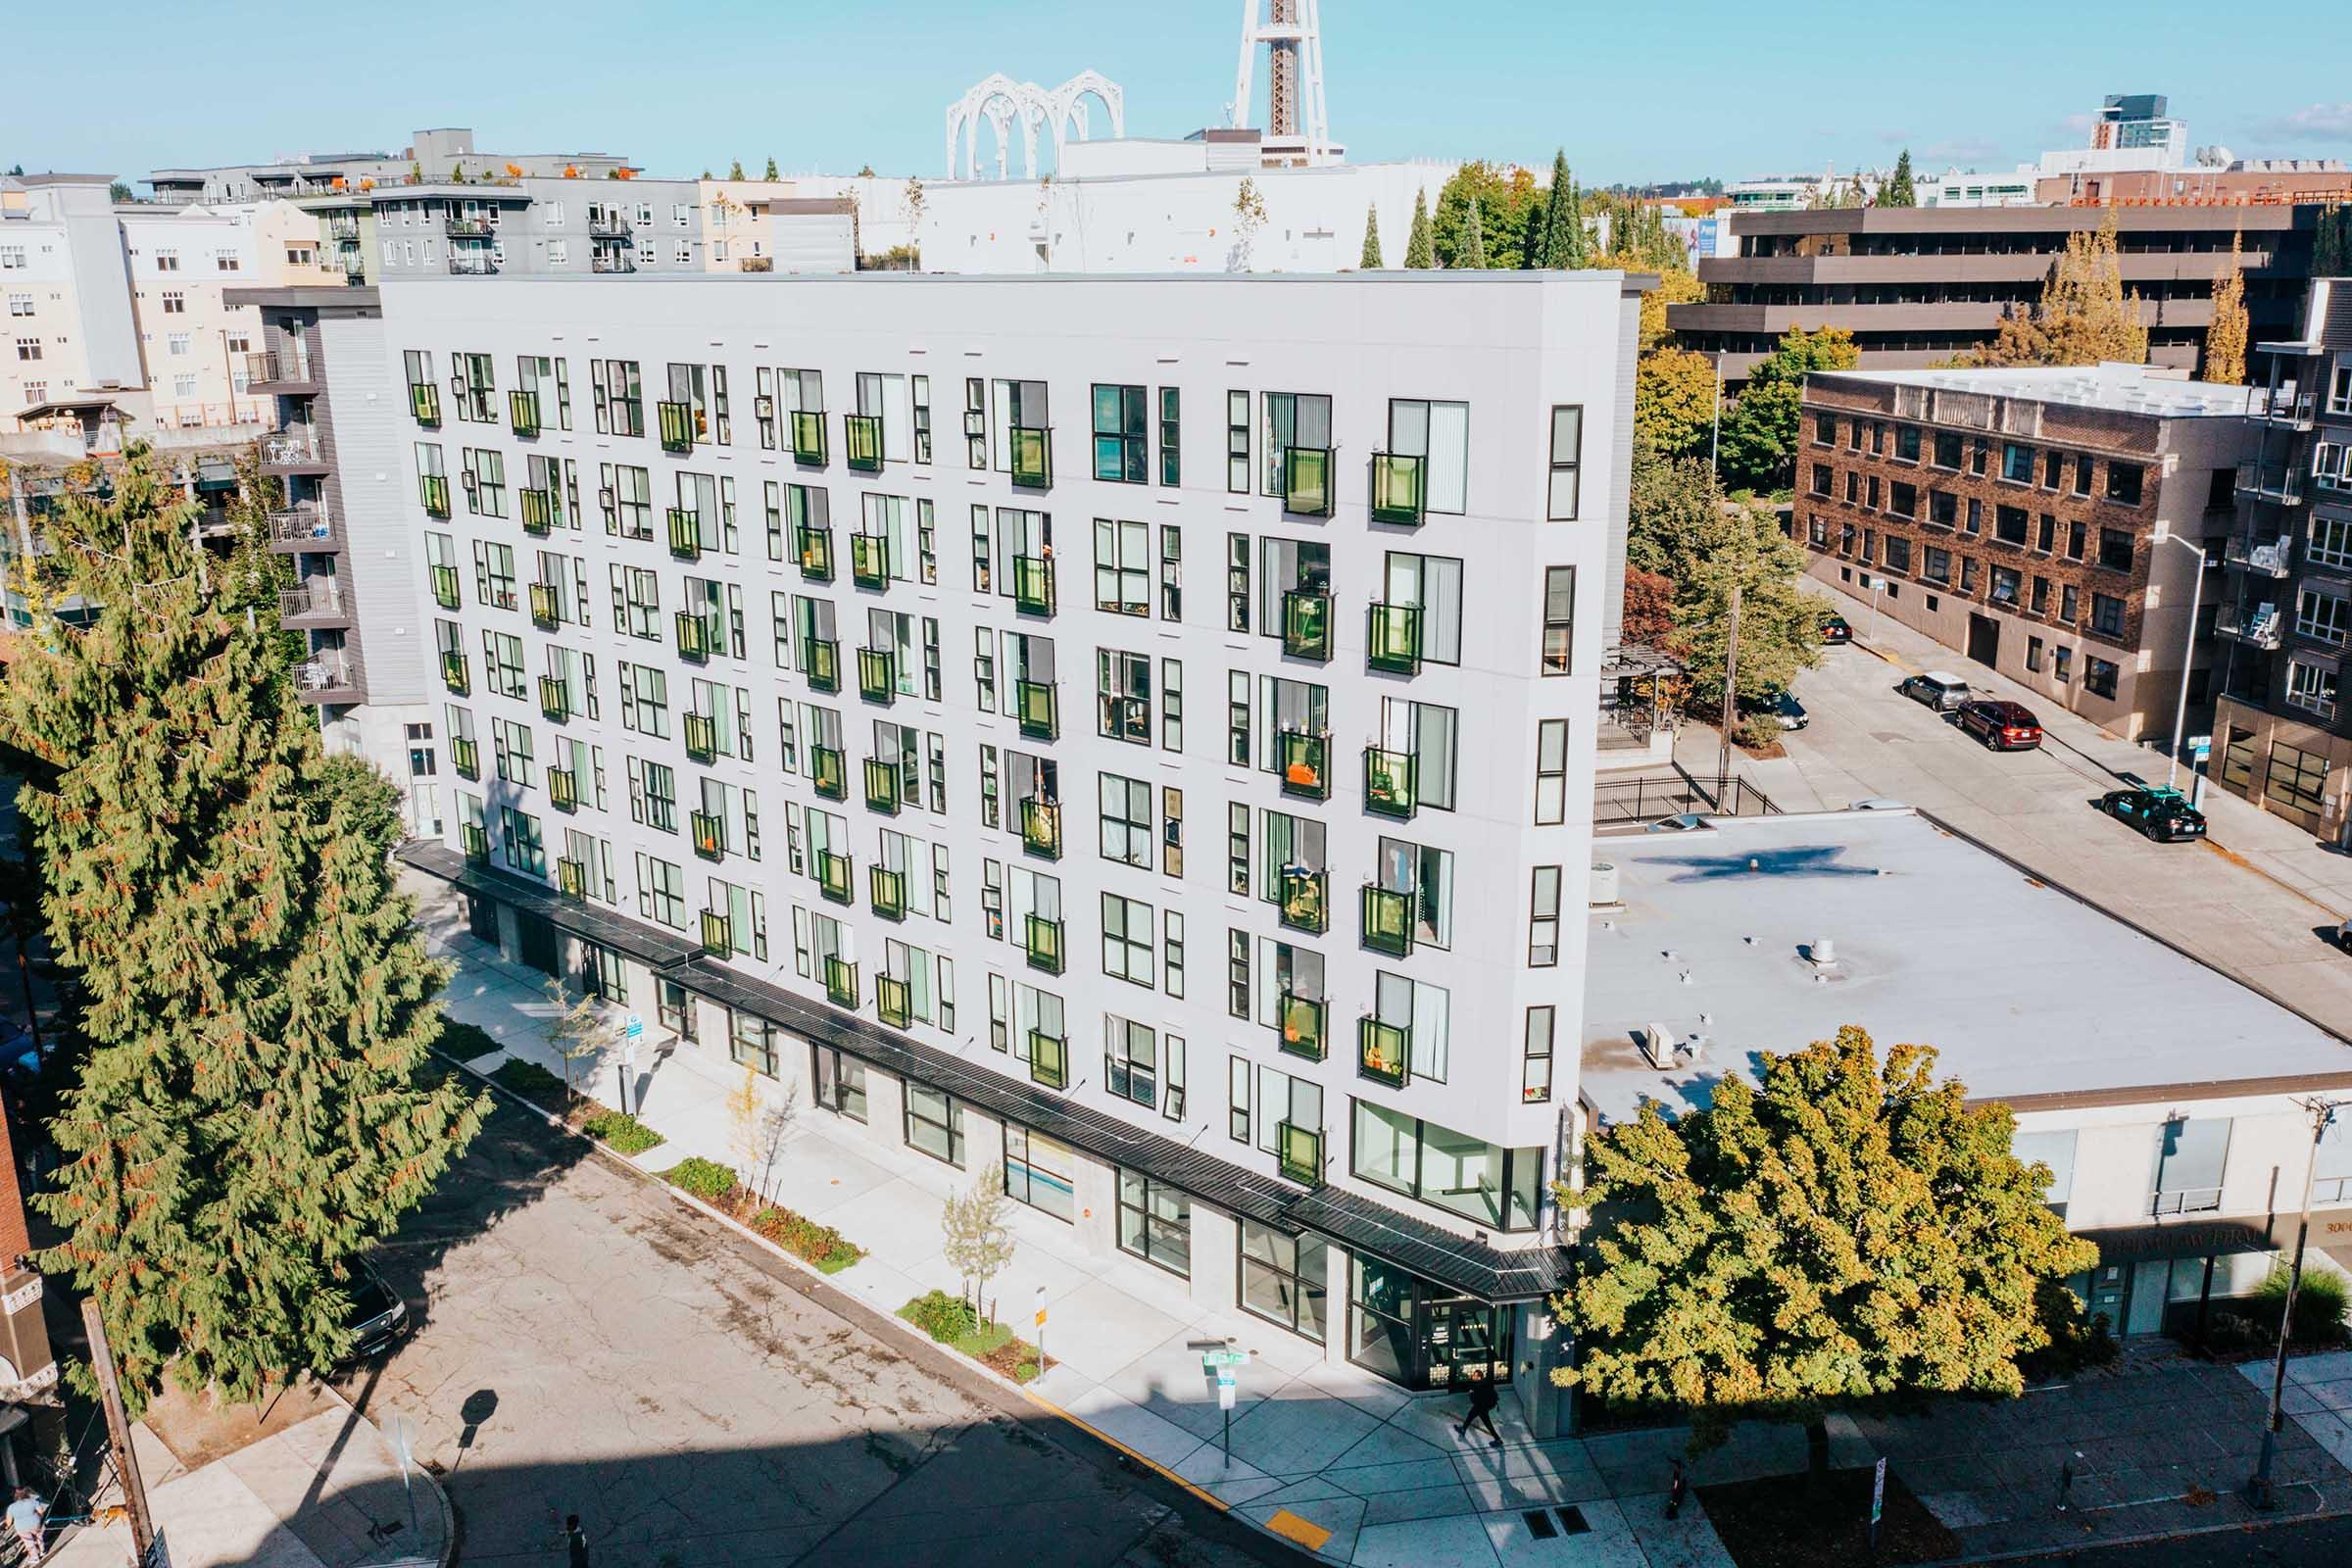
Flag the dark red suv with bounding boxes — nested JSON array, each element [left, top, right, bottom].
[[1956, 699, 2042, 751]]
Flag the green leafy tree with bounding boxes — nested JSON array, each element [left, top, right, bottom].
[[1635, 268, 1705, 354], [1458, 200, 1487, 269], [727, 159, 746, 181], [10, 455, 485, 1414], [1881, 150, 1917, 207], [1716, 326, 1859, 492], [1671, 496, 1829, 710], [107, 180, 134, 204], [763, 156, 779, 180], [1402, 189, 1434, 270], [1359, 203, 1383, 269], [1954, 212, 2147, 368], [2317, 205, 2350, 276], [1635, 348, 1718, 463], [1552, 1026, 2097, 1484], [1626, 438, 1725, 581], [2203, 232, 2247, 384], [1433, 161, 1538, 269]]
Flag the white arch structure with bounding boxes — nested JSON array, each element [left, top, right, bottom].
[[946, 71, 1125, 181]]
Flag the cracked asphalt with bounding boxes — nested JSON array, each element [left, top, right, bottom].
[[337, 1095, 1283, 1568]]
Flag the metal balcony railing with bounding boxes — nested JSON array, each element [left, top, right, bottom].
[[1370, 453, 1425, 525], [278, 581, 342, 619], [1361, 884, 1414, 957], [2224, 535, 2295, 576], [1358, 1016, 1408, 1088], [295, 652, 354, 693], [269, 506, 333, 544]]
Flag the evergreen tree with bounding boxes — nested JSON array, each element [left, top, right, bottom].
[[1359, 203, 1383, 269], [2318, 205, 2349, 277], [1882, 149, 1918, 208], [1402, 189, 1434, 269], [1459, 200, 1487, 269], [2203, 232, 2247, 384], [1526, 151, 1585, 270], [10, 455, 485, 1414], [727, 160, 745, 181], [763, 156, 779, 181]]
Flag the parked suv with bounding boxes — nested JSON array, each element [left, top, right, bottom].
[[1898, 671, 1972, 712], [1956, 699, 2042, 751]]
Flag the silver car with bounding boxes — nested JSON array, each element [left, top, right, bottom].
[[1898, 671, 1973, 712]]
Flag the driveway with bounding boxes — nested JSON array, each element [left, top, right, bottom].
[[1701, 584, 2352, 1032], [335, 1095, 1279, 1568]]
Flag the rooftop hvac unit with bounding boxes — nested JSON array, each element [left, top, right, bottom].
[[1590, 861, 1621, 906], [1642, 1022, 1681, 1070]]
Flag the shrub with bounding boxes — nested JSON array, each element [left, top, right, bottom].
[[750, 1206, 863, 1272], [580, 1110, 665, 1155], [666, 1156, 739, 1202], [2259, 1262, 2351, 1345], [900, 1289, 977, 1345], [441, 1020, 501, 1061], [491, 1058, 565, 1096]]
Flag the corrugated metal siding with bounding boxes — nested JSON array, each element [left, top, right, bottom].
[[320, 313, 430, 704]]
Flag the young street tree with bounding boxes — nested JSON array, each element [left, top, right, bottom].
[[1715, 326, 1859, 492], [543, 975, 606, 1107], [1402, 188, 1435, 270], [2203, 233, 2248, 385], [940, 1172, 1017, 1325], [1359, 203, 1382, 269], [10, 454, 485, 1413], [1552, 1026, 2095, 1485]]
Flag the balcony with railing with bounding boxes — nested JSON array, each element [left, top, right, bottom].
[[520, 487, 557, 536], [877, 973, 913, 1029], [667, 507, 702, 559], [295, 651, 358, 700], [440, 650, 470, 695], [1020, 797, 1061, 859], [2235, 463, 2306, 506], [798, 524, 835, 581], [809, 744, 847, 800], [675, 611, 716, 662], [591, 248, 635, 275], [1361, 883, 1414, 957], [863, 757, 902, 814], [509, 389, 542, 437], [449, 733, 479, 780], [858, 647, 897, 704], [1012, 553, 1054, 615], [692, 809, 725, 861], [1010, 425, 1052, 490], [1282, 589, 1332, 662], [817, 850, 853, 905], [1363, 746, 1416, 818], [845, 414, 884, 472], [851, 533, 890, 588], [1278, 992, 1326, 1061], [2258, 389, 2317, 430], [1024, 911, 1064, 975], [792, 410, 828, 466], [529, 581, 561, 627], [549, 767, 579, 812], [419, 471, 451, 518], [278, 579, 346, 623], [1366, 602, 1422, 674], [1028, 1029, 1068, 1090], [2217, 603, 2283, 650], [659, 401, 695, 453], [1278, 865, 1328, 935], [1279, 729, 1331, 801], [431, 564, 462, 611], [683, 710, 720, 763], [262, 430, 326, 470], [1017, 679, 1058, 740], [2225, 535, 2295, 576], [446, 216, 499, 238], [824, 955, 858, 1008], [447, 250, 500, 276], [1370, 453, 1425, 526], [244, 351, 316, 390], [700, 908, 731, 956], [804, 637, 841, 692], [1359, 1015, 1408, 1088], [869, 864, 906, 921], [557, 857, 586, 898], [539, 674, 572, 723], [1276, 1122, 1322, 1186], [588, 212, 632, 238], [323, 213, 362, 242], [268, 504, 334, 548], [1283, 445, 1335, 516], [409, 380, 442, 427]]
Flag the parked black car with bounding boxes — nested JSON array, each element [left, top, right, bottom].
[[2098, 785, 2207, 843], [337, 1259, 411, 1365], [1821, 615, 1853, 646]]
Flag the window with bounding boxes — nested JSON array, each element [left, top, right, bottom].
[[1098, 649, 1151, 744], [1104, 1016, 1158, 1108], [1545, 406, 1583, 519], [1521, 1005, 1554, 1103], [1893, 424, 1920, 463], [2310, 514, 2352, 571], [2001, 442, 2034, 483], [1995, 506, 2029, 545], [1158, 525, 1181, 621], [1809, 463, 1833, 498], [2285, 661, 2339, 719], [1887, 482, 1916, 519], [2090, 593, 2126, 640], [2083, 657, 2119, 699], [1989, 566, 2020, 607], [904, 1083, 965, 1167], [635, 853, 686, 929], [1226, 391, 1250, 493], [1004, 1126, 1076, 1221], [1933, 430, 1963, 469], [2052, 647, 2073, 683], [1098, 772, 1152, 867], [1101, 894, 1153, 986], [1387, 399, 1470, 514], [2149, 1117, 2229, 1215], [1094, 517, 1150, 613], [1541, 566, 1575, 674], [1116, 1170, 1191, 1276], [1883, 536, 1911, 574], [1527, 867, 1560, 966], [1533, 718, 1568, 824], [2106, 462, 2144, 506], [2266, 740, 2330, 813], [2060, 584, 2079, 622], [2097, 527, 2134, 572], [2027, 635, 2043, 672], [1157, 387, 1180, 486], [1813, 413, 1837, 446], [1259, 392, 1332, 497], [2296, 588, 2348, 645], [1091, 383, 1146, 482], [1239, 1221, 1327, 1343], [1349, 1101, 1542, 1232], [1923, 545, 1950, 584]]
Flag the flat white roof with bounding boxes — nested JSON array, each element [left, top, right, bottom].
[[1820, 363, 2259, 419], [1581, 808, 2352, 1123]]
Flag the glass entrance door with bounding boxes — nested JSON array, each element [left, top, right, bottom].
[[1348, 1256, 1513, 1390]]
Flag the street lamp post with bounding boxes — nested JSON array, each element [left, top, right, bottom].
[[2158, 533, 2207, 793], [2247, 1097, 2343, 1510]]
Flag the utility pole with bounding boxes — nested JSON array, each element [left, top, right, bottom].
[[1708, 352, 1724, 480], [1716, 581, 1742, 802], [2248, 1096, 2342, 1510], [81, 1298, 157, 1563]]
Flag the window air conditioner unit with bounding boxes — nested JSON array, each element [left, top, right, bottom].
[[754, 396, 774, 419], [598, 487, 615, 511], [461, 469, 478, 490]]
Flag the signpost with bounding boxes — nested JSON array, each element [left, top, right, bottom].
[[1869, 1456, 1886, 1551], [617, 1014, 644, 1115], [381, 1411, 420, 1534], [1032, 1286, 1049, 1384], [1199, 1347, 1250, 1465]]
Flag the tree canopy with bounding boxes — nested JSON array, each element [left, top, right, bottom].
[[2203, 233, 2247, 385], [1552, 1026, 2096, 1477], [1952, 212, 2147, 368], [1359, 202, 1383, 270], [1432, 160, 1539, 269], [1458, 200, 1488, 269], [1524, 150, 1586, 270], [1671, 494, 1830, 710], [1881, 150, 1917, 208], [1402, 189, 1435, 270], [1635, 348, 1718, 464], [1716, 326, 1859, 492]]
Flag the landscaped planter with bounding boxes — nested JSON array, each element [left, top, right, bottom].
[[898, 1290, 1053, 1384]]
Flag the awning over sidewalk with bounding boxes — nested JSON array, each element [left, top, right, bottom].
[[400, 841, 1570, 1303], [2073, 1216, 2277, 1266]]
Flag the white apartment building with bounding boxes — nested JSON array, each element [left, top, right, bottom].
[[256, 270, 1644, 1432]]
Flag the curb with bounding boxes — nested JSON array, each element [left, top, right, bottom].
[[1912, 1498, 2352, 1567], [314, 1378, 457, 1568]]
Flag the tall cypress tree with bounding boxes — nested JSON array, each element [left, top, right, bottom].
[[1882, 150, 1918, 208], [1402, 189, 1435, 269], [1359, 202, 1383, 269], [10, 454, 485, 1413], [1459, 200, 1488, 269], [1528, 150, 1583, 269]]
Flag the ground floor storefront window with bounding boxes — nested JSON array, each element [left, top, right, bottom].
[[730, 1009, 782, 1078], [1348, 1255, 1512, 1391], [814, 1044, 866, 1122], [579, 940, 627, 1004], [1239, 1221, 1326, 1343], [1116, 1170, 1191, 1277], [905, 1082, 966, 1166], [1005, 1125, 1076, 1222]]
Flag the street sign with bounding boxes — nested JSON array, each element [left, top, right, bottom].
[[624, 1013, 645, 1041], [1871, 1456, 1886, 1525], [2189, 734, 2212, 762], [1033, 1284, 1049, 1330], [1217, 1372, 1237, 1411], [1200, 1349, 1250, 1370]]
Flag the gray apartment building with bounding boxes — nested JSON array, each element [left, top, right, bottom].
[[2211, 277, 2352, 845], [146, 127, 632, 206], [1674, 204, 2319, 384]]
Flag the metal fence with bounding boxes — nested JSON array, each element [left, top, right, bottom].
[[1592, 764, 1779, 829]]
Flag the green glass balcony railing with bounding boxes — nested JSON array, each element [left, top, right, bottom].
[[419, 472, 451, 517], [1029, 1029, 1068, 1090], [1370, 452, 1425, 526], [509, 388, 541, 437], [1366, 602, 1422, 674], [1020, 797, 1061, 859], [845, 413, 883, 472], [809, 743, 847, 800], [430, 564, 461, 610], [1359, 1016, 1409, 1088], [462, 822, 488, 863], [548, 766, 579, 812], [791, 409, 828, 466], [683, 710, 719, 762], [823, 955, 858, 1008], [1283, 589, 1332, 661], [528, 581, 561, 626], [1277, 1120, 1323, 1186], [557, 856, 586, 900], [675, 610, 715, 662], [440, 650, 470, 695], [1024, 911, 1064, 975], [857, 646, 896, 703], [449, 733, 479, 780], [804, 637, 840, 692], [863, 757, 901, 813], [1279, 728, 1331, 801], [409, 381, 442, 427], [667, 507, 701, 559], [817, 850, 853, 905], [1278, 866, 1328, 935], [1278, 992, 1326, 1061], [1012, 554, 1054, 615], [1364, 746, 1417, 818], [1016, 679, 1058, 740], [797, 523, 834, 581], [850, 532, 890, 588], [1010, 424, 1052, 489], [691, 809, 724, 860], [1361, 882, 1414, 957], [700, 907, 730, 956], [538, 674, 570, 722], [658, 400, 695, 453], [876, 972, 912, 1029], [519, 487, 556, 535], [1284, 445, 1334, 516], [869, 864, 906, 921]]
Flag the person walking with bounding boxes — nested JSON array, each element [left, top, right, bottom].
[[563, 1513, 589, 1568], [7, 1486, 46, 1565], [1454, 1376, 1503, 1447], [1666, 1458, 1688, 1520]]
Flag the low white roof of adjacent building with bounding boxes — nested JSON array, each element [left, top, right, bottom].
[[1581, 808, 2352, 1124], [1816, 362, 2260, 419]]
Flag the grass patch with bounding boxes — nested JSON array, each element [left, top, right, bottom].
[[665, 1156, 738, 1202], [578, 1109, 664, 1155], [1700, 1464, 1958, 1568], [897, 1291, 1050, 1384]]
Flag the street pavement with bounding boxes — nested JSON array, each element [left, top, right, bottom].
[[1691, 581, 2352, 1034], [2005, 1513, 2352, 1566]]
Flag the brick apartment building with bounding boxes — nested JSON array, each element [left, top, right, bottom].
[[1796, 365, 2254, 739]]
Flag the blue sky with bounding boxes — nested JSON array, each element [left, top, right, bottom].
[[14, 0, 2352, 189]]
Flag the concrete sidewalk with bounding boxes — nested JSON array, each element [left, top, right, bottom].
[[48, 1396, 449, 1568]]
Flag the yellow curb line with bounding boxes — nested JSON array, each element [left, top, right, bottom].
[[1019, 1387, 1234, 1514]]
